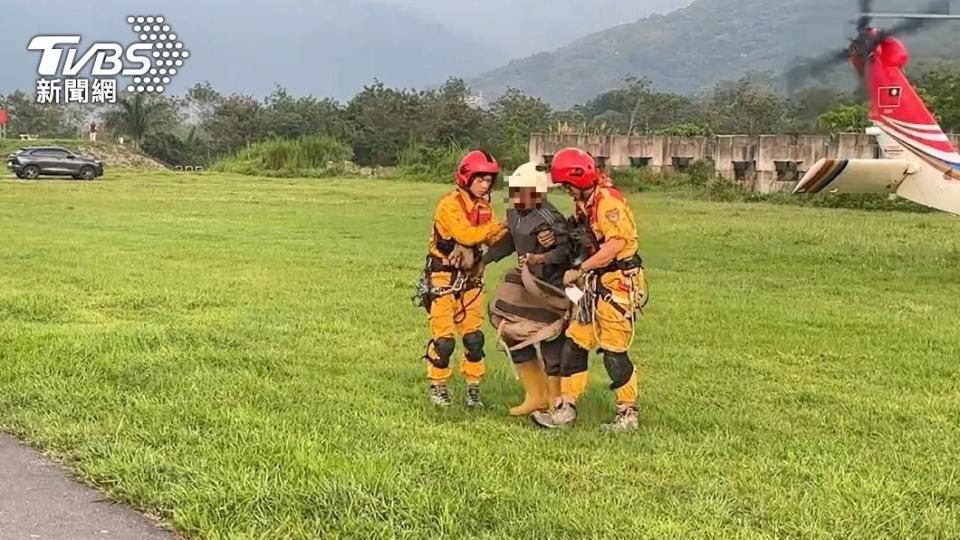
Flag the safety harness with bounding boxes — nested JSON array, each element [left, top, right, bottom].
[[413, 190, 493, 366], [567, 188, 649, 351], [571, 260, 648, 353], [487, 264, 573, 370], [412, 244, 484, 315], [412, 190, 493, 312]]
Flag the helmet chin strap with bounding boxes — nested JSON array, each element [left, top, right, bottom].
[[571, 184, 595, 202], [583, 185, 599, 204]]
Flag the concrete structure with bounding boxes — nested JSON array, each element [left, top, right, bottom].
[[529, 133, 960, 193]]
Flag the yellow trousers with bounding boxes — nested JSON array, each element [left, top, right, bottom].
[[425, 272, 486, 384], [562, 270, 640, 406]]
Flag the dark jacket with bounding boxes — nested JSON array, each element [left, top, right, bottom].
[[482, 200, 573, 288]]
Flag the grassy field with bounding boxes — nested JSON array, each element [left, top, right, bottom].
[[1, 169, 959, 539]]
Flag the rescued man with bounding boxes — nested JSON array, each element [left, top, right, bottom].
[[482, 162, 574, 416], [531, 148, 647, 431], [421, 150, 507, 409]]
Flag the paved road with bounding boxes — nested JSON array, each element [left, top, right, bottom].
[[0, 433, 178, 540]]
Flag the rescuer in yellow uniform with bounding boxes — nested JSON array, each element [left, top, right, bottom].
[[531, 148, 647, 431], [418, 150, 507, 408]]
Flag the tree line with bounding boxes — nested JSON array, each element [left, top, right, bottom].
[[1, 66, 958, 170]]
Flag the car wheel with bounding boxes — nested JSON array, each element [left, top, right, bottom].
[[22, 165, 40, 179], [79, 166, 96, 180]]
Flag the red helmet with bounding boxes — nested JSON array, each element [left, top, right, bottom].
[[550, 148, 598, 190], [456, 150, 500, 188]]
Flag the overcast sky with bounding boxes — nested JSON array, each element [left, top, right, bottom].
[[0, 0, 691, 100]]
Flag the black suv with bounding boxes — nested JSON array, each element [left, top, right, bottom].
[[7, 146, 104, 180]]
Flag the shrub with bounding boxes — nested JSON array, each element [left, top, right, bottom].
[[686, 159, 715, 186], [394, 144, 467, 182], [609, 167, 662, 192], [210, 136, 353, 177]]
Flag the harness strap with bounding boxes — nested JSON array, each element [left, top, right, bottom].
[[488, 267, 570, 352], [595, 284, 629, 317], [519, 264, 571, 311], [504, 318, 566, 352], [596, 253, 644, 275]]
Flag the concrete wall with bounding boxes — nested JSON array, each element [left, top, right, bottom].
[[529, 132, 959, 193]]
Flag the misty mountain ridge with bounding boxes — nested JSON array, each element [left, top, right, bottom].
[[0, 0, 690, 102], [467, 0, 960, 108]]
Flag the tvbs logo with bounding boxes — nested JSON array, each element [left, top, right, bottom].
[[30, 36, 153, 77], [28, 16, 189, 104]]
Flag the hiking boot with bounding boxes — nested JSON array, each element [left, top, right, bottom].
[[531, 400, 576, 429], [429, 384, 452, 408], [466, 384, 484, 409], [602, 405, 639, 432]]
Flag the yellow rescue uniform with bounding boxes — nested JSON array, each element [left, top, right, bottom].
[[424, 188, 506, 384], [562, 185, 642, 408]]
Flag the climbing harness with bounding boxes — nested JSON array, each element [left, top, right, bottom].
[[571, 261, 649, 352]]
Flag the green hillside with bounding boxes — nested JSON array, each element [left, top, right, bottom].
[[468, 0, 960, 108]]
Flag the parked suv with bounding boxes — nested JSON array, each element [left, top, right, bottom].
[[7, 146, 104, 180]]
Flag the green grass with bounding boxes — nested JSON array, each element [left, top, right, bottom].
[[1, 169, 959, 539]]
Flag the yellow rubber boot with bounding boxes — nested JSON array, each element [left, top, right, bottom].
[[510, 361, 549, 416], [547, 376, 561, 409]]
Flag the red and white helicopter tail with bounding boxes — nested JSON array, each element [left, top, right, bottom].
[[864, 38, 959, 165], [793, 10, 960, 215]]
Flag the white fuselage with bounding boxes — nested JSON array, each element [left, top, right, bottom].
[[869, 124, 960, 215]]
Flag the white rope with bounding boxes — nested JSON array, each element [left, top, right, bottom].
[[587, 271, 641, 352]]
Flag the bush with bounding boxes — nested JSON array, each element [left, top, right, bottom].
[[210, 136, 353, 177], [491, 141, 533, 174], [762, 192, 934, 213], [142, 130, 216, 168], [394, 144, 467, 182], [608, 167, 661, 192], [609, 159, 720, 192], [702, 176, 758, 202], [655, 123, 712, 137], [698, 175, 933, 213], [612, 162, 932, 214], [686, 159, 715, 186]]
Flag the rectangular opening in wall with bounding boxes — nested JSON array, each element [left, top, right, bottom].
[[774, 160, 801, 182], [629, 156, 651, 168], [732, 160, 755, 182], [672, 157, 692, 173], [595, 156, 609, 170]]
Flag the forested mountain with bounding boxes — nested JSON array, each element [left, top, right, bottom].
[[468, 0, 960, 107]]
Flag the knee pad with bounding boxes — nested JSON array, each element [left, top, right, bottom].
[[602, 350, 634, 389], [560, 340, 589, 377], [430, 337, 456, 369], [462, 331, 485, 362]]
